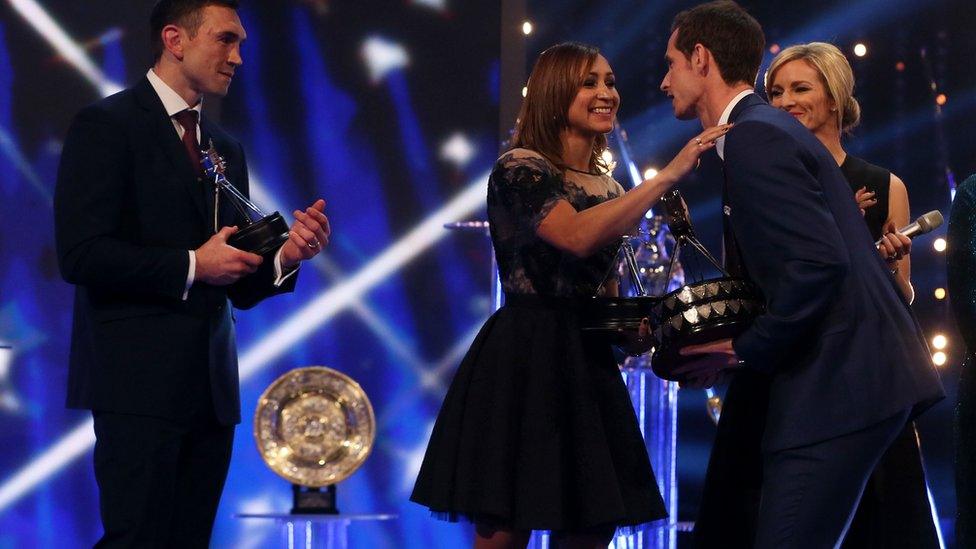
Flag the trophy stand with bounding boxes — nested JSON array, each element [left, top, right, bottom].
[[233, 513, 396, 549], [245, 367, 387, 549], [292, 484, 338, 514]]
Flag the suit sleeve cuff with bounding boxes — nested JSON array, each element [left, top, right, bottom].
[[273, 246, 299, 287], [183, 250, 196, 301]]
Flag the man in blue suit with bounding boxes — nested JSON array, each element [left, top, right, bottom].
[[54, 1, 330, 546], [660, 2, 944, 547]]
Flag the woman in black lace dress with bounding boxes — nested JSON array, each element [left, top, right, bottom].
[[766, 42, 938, 548], [410, 42, 730, 548]]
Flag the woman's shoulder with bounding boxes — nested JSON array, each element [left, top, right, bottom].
[[494, 148, 559, 174], [842, 154, 891, 181]]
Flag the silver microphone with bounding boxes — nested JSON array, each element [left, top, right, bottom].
[[875, 210, 943, 246]]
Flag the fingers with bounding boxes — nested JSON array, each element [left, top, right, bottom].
[[215, 225, 238, 241], [878, 232, 910, 261], [237, 250, 263, 268], [292, 208, 330, 248]]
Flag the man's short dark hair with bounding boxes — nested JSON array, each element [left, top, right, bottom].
[[671, 1, 765, 87], [150, 0, 240, 63]]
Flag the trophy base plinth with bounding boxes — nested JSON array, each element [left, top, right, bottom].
[[228, 212, 290, 257], [291, 484, 339, 515]]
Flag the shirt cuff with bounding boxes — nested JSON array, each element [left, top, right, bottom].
[[183, 250, 196, 300], [273, 246, 299, 287]]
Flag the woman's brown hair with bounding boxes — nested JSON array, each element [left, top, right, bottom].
[[510, 42, 610, 173]]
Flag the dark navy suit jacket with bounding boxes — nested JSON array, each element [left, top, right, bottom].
[[723, 93, 943, 451], [55, 77, 296, 425]]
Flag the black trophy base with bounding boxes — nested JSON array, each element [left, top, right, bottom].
[[228, 212, 290, 257], [291, 484, 339, 515]]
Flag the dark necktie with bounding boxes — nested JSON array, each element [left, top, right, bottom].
[[173, 109, 204, 177]]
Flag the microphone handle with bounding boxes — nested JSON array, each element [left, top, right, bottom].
[[874, 221, 921, 246]]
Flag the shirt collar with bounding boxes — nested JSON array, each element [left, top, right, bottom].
[[716, 89, 754, 160], [146, 69, 203, 118]]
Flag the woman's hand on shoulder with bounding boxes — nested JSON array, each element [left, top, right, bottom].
[[657, 124, 732, 184]]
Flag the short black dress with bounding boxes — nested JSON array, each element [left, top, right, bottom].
[[410, 149, 667, 532]]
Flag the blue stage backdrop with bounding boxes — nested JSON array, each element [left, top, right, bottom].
[[0, 0, 974, 547], [0, 1, 498, 547]]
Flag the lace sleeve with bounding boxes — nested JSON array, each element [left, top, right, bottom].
[[489, 151, 570, 230]]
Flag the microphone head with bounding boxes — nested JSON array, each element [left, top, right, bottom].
[[916, 210, 944, 233]]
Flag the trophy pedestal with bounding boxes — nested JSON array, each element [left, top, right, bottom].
[[292, 484, 338, 514], [234, 513, 396, 549], [228, 211, 290, 257]]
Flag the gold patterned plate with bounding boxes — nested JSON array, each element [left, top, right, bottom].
[[254, 366, 375, 487]]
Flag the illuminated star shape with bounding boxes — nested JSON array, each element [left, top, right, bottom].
[[439, 133, 475, 169], [361, 36, 410, 84]]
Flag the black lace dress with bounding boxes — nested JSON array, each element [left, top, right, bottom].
[[410, 149, 667, 533]]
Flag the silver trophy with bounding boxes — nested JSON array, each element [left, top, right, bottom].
[[201, 141, 290, 256]]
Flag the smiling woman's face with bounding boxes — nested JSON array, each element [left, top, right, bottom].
[[767, 59, 836, 135], [565, 54, 620, 137]]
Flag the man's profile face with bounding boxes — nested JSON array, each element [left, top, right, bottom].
[[660, 29, 701, 121], [179, 5, 246, 98]]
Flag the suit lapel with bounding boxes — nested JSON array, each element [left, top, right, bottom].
[[134, 78, 208, 222]]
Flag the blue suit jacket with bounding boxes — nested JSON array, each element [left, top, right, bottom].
[[723, 93, 943, 451], [54, 78, 296, 425]]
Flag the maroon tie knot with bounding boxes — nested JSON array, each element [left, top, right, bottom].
[[173, 109, 203, 176], [173, 109, 199, 134]]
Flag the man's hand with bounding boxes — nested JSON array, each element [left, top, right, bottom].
[[280, 199, 331, 269], [195, 226, 263, 286], [676, 338, 740, 389]]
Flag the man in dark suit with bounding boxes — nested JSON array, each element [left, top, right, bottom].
[[659, 2, 944, 547], [53, 1, 331, 546]]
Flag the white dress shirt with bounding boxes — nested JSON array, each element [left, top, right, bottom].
[[716, 89, 755, 161]]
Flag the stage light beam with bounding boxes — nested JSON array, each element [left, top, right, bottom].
[[853, 43, 868, 57], [522, 21, 533, 35], [935, 287, 946, 300], [934, 238, 947, 252], [7, 0, 123, 96], [932, 334, 947, 350], [932, 352, 947, 367]]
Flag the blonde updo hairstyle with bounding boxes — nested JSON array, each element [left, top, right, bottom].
[[765, 42, 861, 133]]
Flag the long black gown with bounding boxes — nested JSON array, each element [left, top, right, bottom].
[[410, 148, 667, 533]]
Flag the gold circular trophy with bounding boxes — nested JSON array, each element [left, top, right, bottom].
[[255, 366, 376, 514]]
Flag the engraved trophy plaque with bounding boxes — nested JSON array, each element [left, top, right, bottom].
[[201, 141, 290, 256], [254, 366, 376, 514]]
